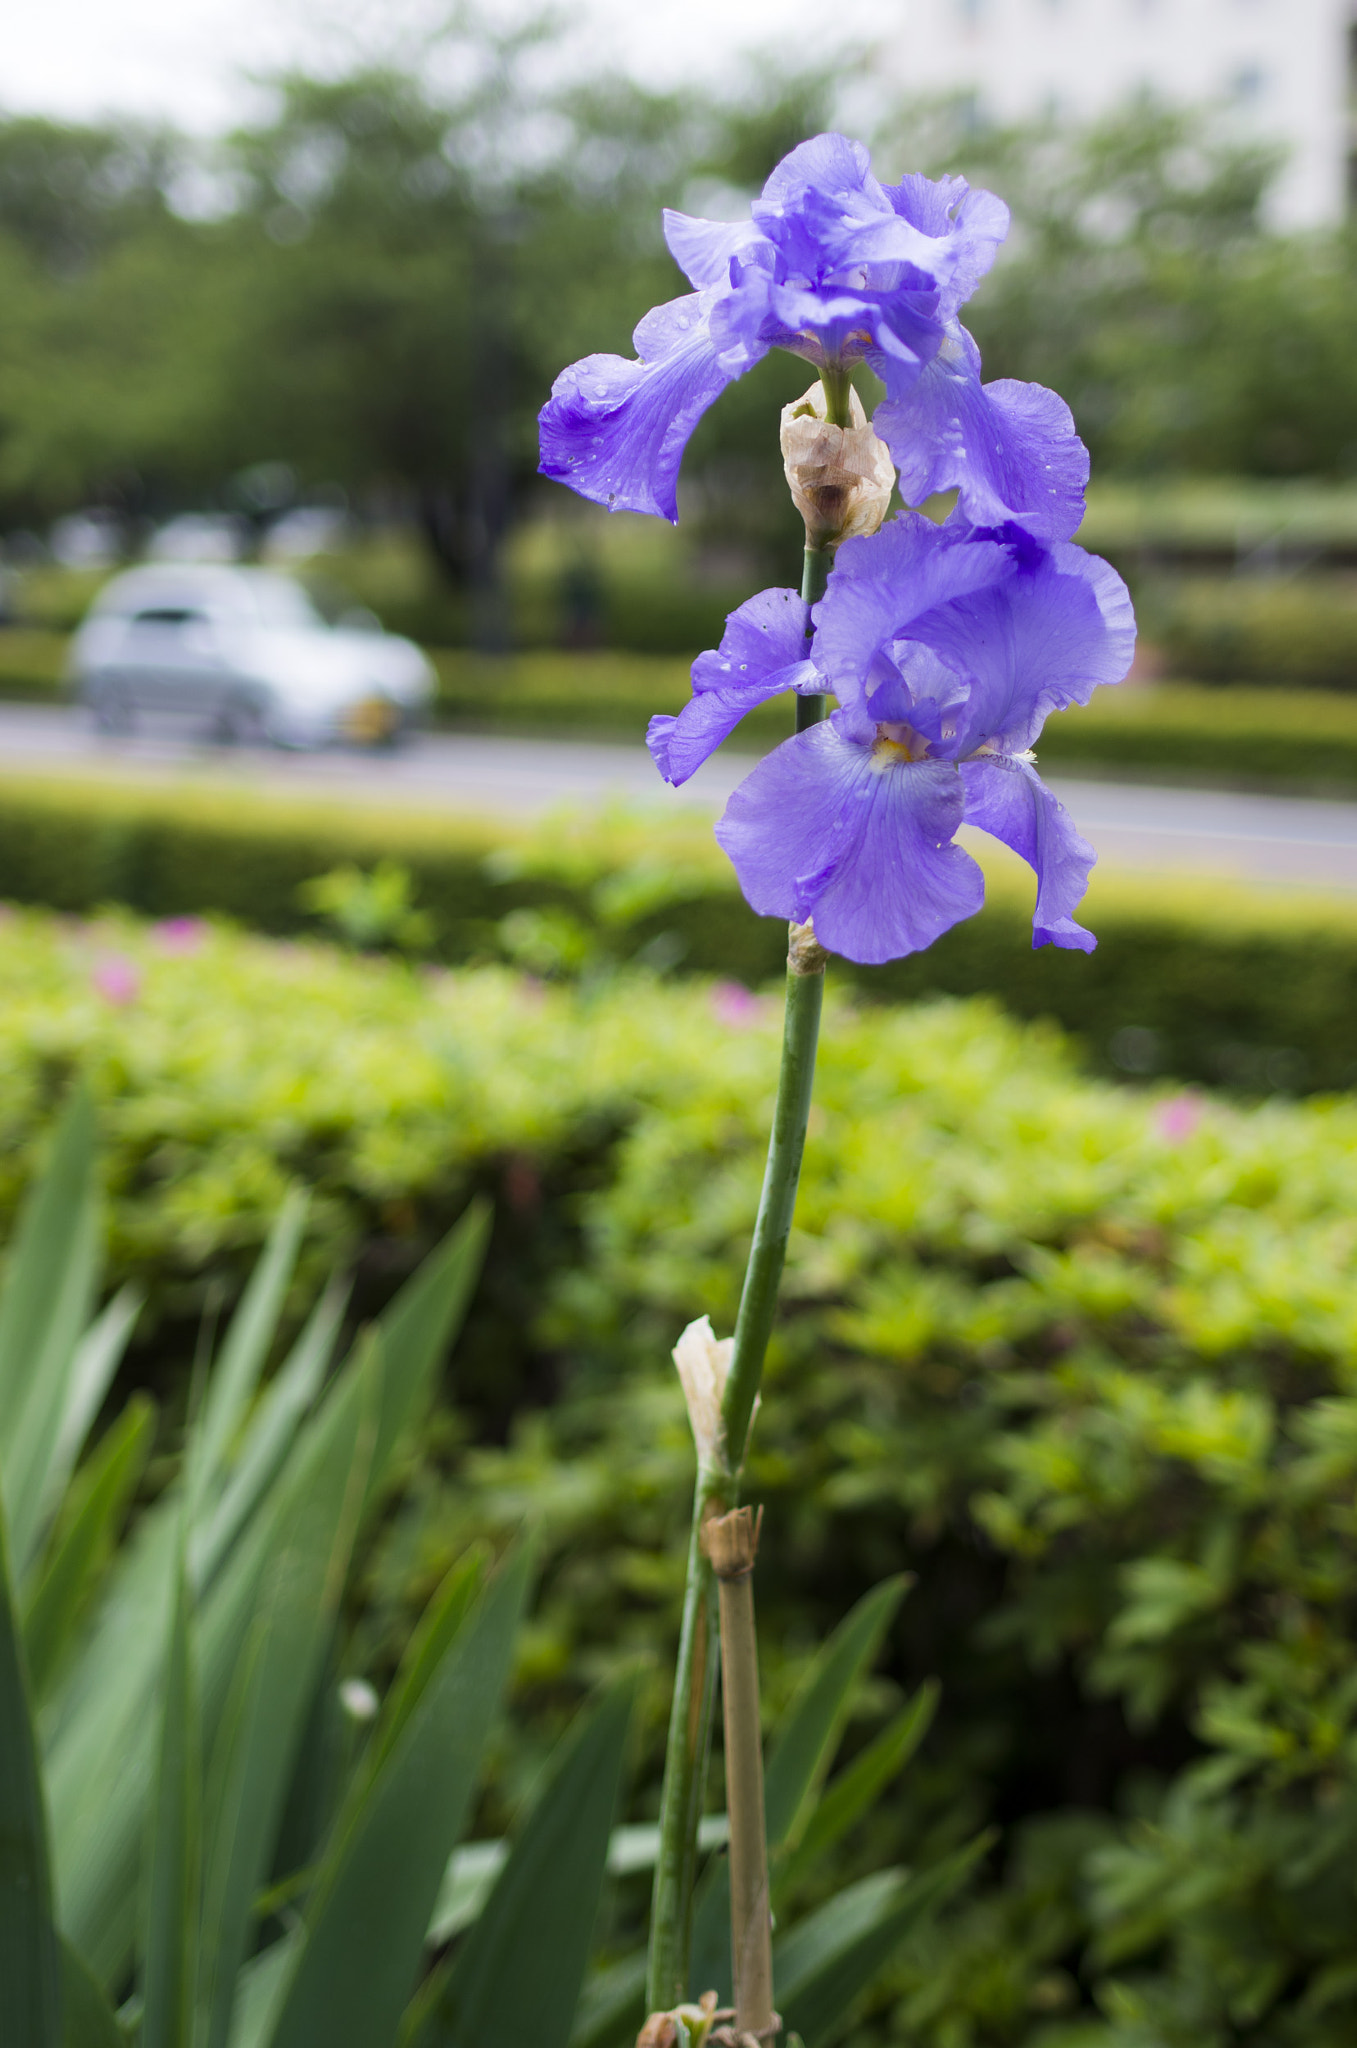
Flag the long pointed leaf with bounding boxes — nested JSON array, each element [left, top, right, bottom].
[[195, 1360, 374, 2048], [366, 1201, 490, 1499], [227, 1939, 296, 2048], [41, 1283, 144, 1540], [763, 1577, 911, 1854], [49, 1210, 487, 1990], [47, 1313, 361, 1980], [189, 1189, 309, 1509], [361, 1545, 486, 1791], [775, 1682, 939, 1900], [0, 1501, 61, 2045], [190, 1275, 349, 1593], [5, 1190, 100, 1581], [776, 1837, 990, 2048], [0, 1084, 97, 1441], [141, 1546, 200, 2048], [567, 1954, 648, 2048], [416, 1677, 636, 2048], [266, 1541, 532, 2048], [62, 1936, 124, 2047], [48, 1344, 368, 1985], [24, 1395, 156, 1701]]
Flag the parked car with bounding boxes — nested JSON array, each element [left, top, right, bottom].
[[68, 564, 436, 746]]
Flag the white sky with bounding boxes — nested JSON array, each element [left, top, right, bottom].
[[2, 0, 884, 133]]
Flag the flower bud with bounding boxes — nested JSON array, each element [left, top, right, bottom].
[[780, 382, 895, 549], [672, 1314, 733, 1470]]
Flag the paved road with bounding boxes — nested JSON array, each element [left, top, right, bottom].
[[4, 703, 1357, 893]]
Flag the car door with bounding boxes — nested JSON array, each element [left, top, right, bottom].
[[118, 604, 202, 710]]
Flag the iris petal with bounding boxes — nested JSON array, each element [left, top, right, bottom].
[[715, 722, 985, 964], [662, 211, 768, 289], [537, 291, 754, 523], [916, 538, 1135, 757], [875, 326, 1090, 542], [961, 754, 1097, 950], [811, 514, 1012, 714], [649, 586, 817, 784]]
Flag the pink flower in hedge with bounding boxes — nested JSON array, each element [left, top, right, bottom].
[[1155, 1093, 1204, 1144], [153, 916, 207, 955], [92, 954, 141, 1006], [710, 980, 766, 1029]]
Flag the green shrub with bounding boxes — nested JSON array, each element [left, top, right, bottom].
[[388, 976, 1357, 2047], [5, 915, 1357, 2040], [1155, 578, 1357, 691], [0, 1092, 978, 2046], [0, 776, 1354, 1093], [0, 627, 67, 700], [1075, 480, 1357, 563]]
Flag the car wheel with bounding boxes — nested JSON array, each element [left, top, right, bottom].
[[212, 693, 263, 747], [90, 682, 136, 736]]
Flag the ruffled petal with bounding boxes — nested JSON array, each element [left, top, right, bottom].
[[662, 210, 768, 289], [961, 754, 1097, 950], [913, 536, 1136, 756], [714, 721, 985, 964], [884, 175, 1009, 316], [810, 513, 1012, 713], [874, 327, 1090, 542], [537, 291, 757, 522], [649, 586, 816, 784], [752, 133, 886, 275]]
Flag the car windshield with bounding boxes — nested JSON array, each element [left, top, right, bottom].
[[244, 575, 325, 629]]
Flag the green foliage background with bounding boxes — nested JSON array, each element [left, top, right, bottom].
[[0, 904, 1355, 2040], [0, 778, 1351, 1095]]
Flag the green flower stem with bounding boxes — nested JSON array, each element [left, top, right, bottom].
[[719, 955, 825, 1463], [798, 544, 832, 732], [646, 509, 834, 2020], [818, 363, 854, 428], [646, 909, 827, 2015]]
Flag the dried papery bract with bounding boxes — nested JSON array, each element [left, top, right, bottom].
[[672, 1315, 734, 1471], [780, 383, 894, 551]]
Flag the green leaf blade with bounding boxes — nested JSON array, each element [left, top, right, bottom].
[[140, 1547, 200, 2048], [775, 1681, 939, 1900], [776, 1836, 990, 2048], [763, 1576, 911, 1856], [266, 1540, 532, 2048], [61, 1936, 124, 2048], [0, 1083, 97, 1444], [189, 1188, 309, 1510], [366, 1201, 490, 1500], [419, 1677, 636, 2048], [195, 1361, 374, 2048], [0, 1503, 62, 2046], [24, 1394, 156, 1703]]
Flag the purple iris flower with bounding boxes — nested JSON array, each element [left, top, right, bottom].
[[538, 134, 1085, 536], [646, 587, 818, 785], [702, 513, 1135, 965]]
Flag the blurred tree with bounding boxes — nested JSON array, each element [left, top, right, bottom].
[[8, 52, 1357, 636], [887, 96, 1357, 479]]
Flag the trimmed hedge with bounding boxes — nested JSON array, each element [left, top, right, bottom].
[[1154, 579, 1357, 692], [0, 772, 1352, 1093], [0, 627, 67, 699]]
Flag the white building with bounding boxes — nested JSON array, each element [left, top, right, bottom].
[[889, 0, 1354, 228]]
